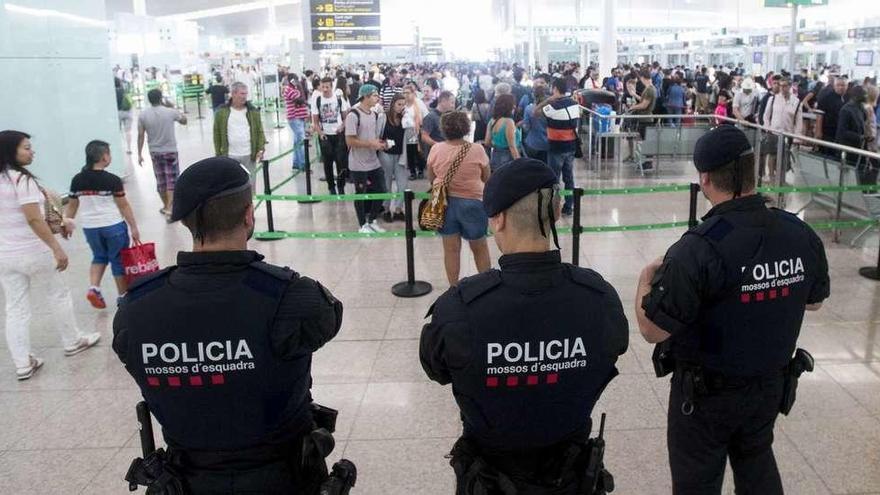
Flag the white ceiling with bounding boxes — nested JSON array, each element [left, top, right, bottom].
[[102, 0, 880, 38]]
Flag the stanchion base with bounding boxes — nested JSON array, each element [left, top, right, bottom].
[[254, 237, 283, 242], [297, 200, 322, 204], [391, 280, 433, 298], [858, 266, 880, 280]]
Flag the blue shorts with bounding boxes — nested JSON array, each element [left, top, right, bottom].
[[83, 222, 130, 276], [438, 197, 488, 241]]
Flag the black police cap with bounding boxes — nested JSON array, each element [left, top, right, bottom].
[[170, 157, 251, 222], [483, 158, 558, 217], [693, 126, 754, 173]]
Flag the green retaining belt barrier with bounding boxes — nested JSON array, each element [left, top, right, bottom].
[[253, 218, 877, 241]]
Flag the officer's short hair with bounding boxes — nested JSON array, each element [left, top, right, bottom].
[[504, 187, 560, 239], [708, 154, 756, 195], [181, 187, 252, 243]]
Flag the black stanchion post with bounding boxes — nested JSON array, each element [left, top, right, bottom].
[[571, 188, 583, 266], [688, 183, 700, 229], [392, 190, 433, 298], [256, 159, 281, 242], [858, 239, 880, 280], [298, 138, 321, 204], [197, 95, 203, 120]]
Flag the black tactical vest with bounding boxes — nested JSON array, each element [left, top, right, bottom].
[[673, 207, 821, 377], [121, 262, 312, 451], [446, 263, 624, 452]]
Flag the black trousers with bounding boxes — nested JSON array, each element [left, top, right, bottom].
[[667, 372, 785, 495], [319, 134, 349, 194], [352, 168, 386, 225], [181, 460, 298, 494], [406, 143, 425, 176]]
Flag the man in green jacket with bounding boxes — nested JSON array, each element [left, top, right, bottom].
[[213, 82, 267, 176]]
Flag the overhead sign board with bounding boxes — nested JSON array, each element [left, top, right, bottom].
[[749, 35, 769, 46], [764, 0, 828, 6], [849, 27, 880, 40], [310, 0, 381, 50], [310, 0, 380, 14], [311, 14, 380, 29]]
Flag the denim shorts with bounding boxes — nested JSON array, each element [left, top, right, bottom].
[[83, 221, 130, 276], [438, 197, 488, 240]]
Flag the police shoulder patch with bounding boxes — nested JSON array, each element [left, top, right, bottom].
[[691, 216, 734, 242], [568, 266, 609, 293], [248, 261, 298, 281], [128, 267, 174, 293], [457, 270, 503, 304], [125, 267, 174, 304]]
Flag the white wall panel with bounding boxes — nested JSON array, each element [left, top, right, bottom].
[[0, 0, 123, 192]]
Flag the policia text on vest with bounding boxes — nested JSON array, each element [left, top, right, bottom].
[[112, 158, 356, 494], [636, 127, 830, 495]]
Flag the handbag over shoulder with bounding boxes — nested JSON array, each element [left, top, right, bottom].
[[419, 143, 472, 231]]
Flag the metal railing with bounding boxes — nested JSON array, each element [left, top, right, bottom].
[[581, 106, 880, 241]]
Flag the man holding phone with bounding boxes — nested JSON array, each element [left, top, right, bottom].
[[345, 85, 388, 234]]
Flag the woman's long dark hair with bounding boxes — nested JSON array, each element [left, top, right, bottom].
[[0, 130, 34, 179], [385, 94, 406, 127]]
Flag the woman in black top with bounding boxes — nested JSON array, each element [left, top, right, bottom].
[[379, 94, 408, 222]]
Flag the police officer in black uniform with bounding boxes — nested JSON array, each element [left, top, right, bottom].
[[635, 126, 830, 494], [421, 158, 629, 494], [112, 157, 354, 494]]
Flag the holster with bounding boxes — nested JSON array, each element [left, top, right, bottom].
[[124, 448, 187, 495], [448, 436, 614, 495], [302, 403, 358, 495], [651, 341, 675, 378], [780, 348, 814, 415]]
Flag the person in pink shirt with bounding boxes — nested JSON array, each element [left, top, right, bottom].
[[714, 91, 732, 126], [283, 73, 310, 171]]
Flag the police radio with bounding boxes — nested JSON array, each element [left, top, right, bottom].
[[584, 413, 615, 494]]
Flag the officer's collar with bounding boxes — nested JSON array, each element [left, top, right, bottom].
[[702, 194, 767, 220], [498, 250, 562, 272], [177, 250, 263, 267]]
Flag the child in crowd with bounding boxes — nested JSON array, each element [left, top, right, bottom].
[[714, 91, 732, 126], [66, 140, 140, 308]]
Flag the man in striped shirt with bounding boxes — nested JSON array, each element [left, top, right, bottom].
[[539, 78, 581, 215], [282, 74, 310, 170], [380, 68, 403, 112]]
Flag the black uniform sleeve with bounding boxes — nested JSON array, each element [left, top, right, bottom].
[[270, 277, 343, 360], [806, 229, 831, 304], [419, 290, 472, 385], [111, 302, 129, 365], [641, 236, 716, 335], [601, 283, 630, 357]]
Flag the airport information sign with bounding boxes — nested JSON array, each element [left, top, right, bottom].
[[764, 0, 828, 6], [310, 0, 381, 50]]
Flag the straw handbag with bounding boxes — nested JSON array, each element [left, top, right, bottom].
[[419, 143, 471, 231]]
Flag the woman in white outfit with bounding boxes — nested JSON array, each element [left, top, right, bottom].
[[0, 130, 101, 380]]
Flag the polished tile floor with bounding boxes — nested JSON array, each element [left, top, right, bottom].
[[1, 110, 879, 494]]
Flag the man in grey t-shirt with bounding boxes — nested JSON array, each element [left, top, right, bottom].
[[345, 85, 388, 234], [137, 89, 186, 219]]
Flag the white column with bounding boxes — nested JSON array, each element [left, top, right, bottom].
[[538, 35, 549, 71], [599, 0, 617, 76], [580, 43, 588, 73], [527, 1, 535, 72], [299, 0, 320, 71], [132, 0, 146, 16], [788, 5, 798, 71]]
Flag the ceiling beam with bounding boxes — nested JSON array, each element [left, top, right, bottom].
[[157, 0, 298, 22]]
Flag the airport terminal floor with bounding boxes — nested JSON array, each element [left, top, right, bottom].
[[1, 108, 879, 494]]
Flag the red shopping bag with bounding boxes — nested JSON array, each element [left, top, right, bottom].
[[121, 242, 160, 284]]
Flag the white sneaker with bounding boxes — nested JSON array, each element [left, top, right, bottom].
[[64, 332, 101, 357], [369, 221, 386, 233], [359, 224, 376, 234], [16, 355, 44, 381]]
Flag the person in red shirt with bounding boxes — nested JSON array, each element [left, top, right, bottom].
[[283, 73, 310, 171]]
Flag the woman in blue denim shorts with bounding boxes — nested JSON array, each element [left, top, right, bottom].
[[426, 111, 492, 286], [66, 141, 140, 308]]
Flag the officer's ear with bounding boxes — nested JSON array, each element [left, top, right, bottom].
[[699, 172, 712, 191], [489, 212, 506, 234], [244, 201, 255, 228]]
